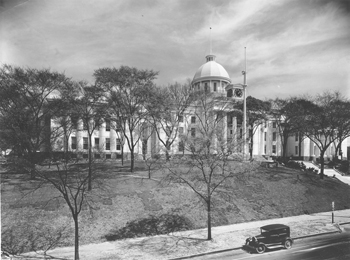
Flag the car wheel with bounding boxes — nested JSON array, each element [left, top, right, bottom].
[[284, 239, 293, 249], [256, 244, 266, 254]]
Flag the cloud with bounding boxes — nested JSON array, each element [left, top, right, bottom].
[[0, 0, 349, 99]]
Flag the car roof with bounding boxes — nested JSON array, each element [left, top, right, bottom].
[[261, 224, 289, 231]]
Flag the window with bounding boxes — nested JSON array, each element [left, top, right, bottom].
[[106, 154, 111, 159], [95, 153, 101, 159], [95, 138, 99, 148], [179, 141, 184, 152], [83, 137, 88, 150], [191, 128, 196, 137], [71, 137, 77, 149], [272, 122, 277, 128], [105, 119, 110, 131], [295, 133, 299, 142], [227, 89, 233, 97], [197, 84, 200, 90], [191, 116, 196, 124], [264, 132, 267, 141], [83, 154, 88, 159], [295, 146, 298, 155], [272, 132, 277, 141], [83, 121, 88, 130], [264, 145, 267, 154], [178, 115, 183, 122], [204, 83, 208, 92], [272, 145, 276, 154], [106, 138, 110, 150], [214, 82, 217, 92], [179, 127, 184, 134], [116, 138, 121, 151]]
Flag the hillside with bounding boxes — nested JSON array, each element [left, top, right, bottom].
[[1, 161, 350, 252]]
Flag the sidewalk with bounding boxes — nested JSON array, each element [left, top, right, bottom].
[[22, 209, 350, 260]]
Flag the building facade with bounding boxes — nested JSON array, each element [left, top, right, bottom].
[[51, 53, 348, 162]]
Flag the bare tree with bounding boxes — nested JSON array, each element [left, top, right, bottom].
[[302, 92, 345, 179], [72, 82, 108, 190], [163, 91, 257, 240], [270, 97, 314, 158], [147, 82, 194, 160], [94, 66, 158, 172], [33, 162, 99, 260]]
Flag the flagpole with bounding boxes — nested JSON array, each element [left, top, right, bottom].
[[243, 47, 247, 160]]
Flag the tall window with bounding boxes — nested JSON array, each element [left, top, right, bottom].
[[106, 138, 110, 150], [83, 121, 88, 130], [71, 137, 77, 149], [191, 116, 196, 124], [83, 137, 88, 150], [204, 83, 208, 92], [272, 122, 277, 128], [178, 115, 183, 122], [264, 145, 266, 154], [95, 138, 99, 148], [272, 132, 277, 141], [227, 89, 233, 97], [295, 145, 298, 155], [214, 82, 217, 92], [105, 119, 110, 131], [272, 145, 276, 154], [264, 132, 267, 141], [116, 138, 121, 151], [191, 128, 196, 137], [295, 133, 299, 142]]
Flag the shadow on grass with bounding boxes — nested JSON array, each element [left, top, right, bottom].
[[121, 234, 210, 257]]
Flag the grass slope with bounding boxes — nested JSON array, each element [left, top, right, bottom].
[[1, 160, 350, 250]]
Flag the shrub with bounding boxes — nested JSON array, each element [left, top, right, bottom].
[[286, 160, 306, 170], [105, 213, 193, 241]]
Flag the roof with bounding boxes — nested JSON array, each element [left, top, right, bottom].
[[192, 54, 231, 84], [261, 224, 289, 231]]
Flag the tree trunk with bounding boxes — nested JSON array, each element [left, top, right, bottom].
[[74, 216, 80, 260], [130, 147, 134, 172], [282, 135, 288, 158], [207, 198, 212, 240], [249, 135, 253, 160], [320, 151, 325, 179], [165, 146, 170, 161], [121, 146, 124, 166], [88, 134, 92, 191]]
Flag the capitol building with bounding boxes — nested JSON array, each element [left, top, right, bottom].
[[61, 52, 348, 162]]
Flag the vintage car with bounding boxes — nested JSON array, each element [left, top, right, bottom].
[[244, 224, 293, 254]]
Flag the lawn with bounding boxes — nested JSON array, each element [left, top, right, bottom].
[[1, 160, 350, 253]]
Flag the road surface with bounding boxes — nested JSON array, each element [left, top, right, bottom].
[[195, 230, 350, 260]]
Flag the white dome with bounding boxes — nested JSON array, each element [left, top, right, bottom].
[[192, 55, 231, 84]]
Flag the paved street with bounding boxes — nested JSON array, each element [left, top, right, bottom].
[[194, 229, 350, 260]]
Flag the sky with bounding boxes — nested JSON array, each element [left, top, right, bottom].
[[1, 0, 350, 100]]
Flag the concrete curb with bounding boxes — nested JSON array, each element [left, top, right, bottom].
[[168, 226, 347, 260]]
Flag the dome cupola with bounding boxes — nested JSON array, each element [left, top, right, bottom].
[[192, 54, 231, 85]]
